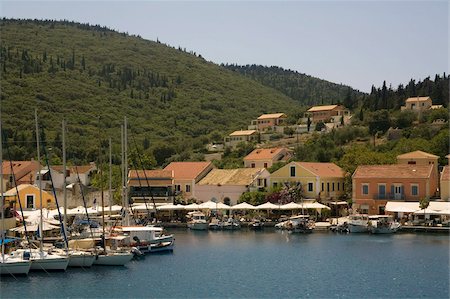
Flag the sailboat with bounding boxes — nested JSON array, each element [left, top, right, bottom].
[[93, 122, 132, 266], [0, 116, 31, 275], [21, 110, 68, 271]]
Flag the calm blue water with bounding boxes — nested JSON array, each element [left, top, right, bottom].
[[1, 229, 449, 298]]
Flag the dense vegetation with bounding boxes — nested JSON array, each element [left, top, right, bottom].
[[223, 64, 364, 107], [0, 19, 304, 165]]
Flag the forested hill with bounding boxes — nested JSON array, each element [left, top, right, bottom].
[[0, 19, 302, 164], [223, 64, 365, 106]]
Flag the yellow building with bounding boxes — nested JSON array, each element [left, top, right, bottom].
[[269, 161, 346, 201], [4, 184, 57, 210]]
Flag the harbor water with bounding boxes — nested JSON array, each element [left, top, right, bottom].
[[1, 229, 449, 298]]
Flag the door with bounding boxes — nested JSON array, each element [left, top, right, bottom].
[[26, 195, 34, 209], [378, 185, 386, 199], [394, 185, 403, 200]]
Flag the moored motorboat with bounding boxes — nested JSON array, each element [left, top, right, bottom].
[[249, 219, 264, 230], [284, 215, 314, 233], [348, 214, 369, 233], [187, 212, 208, 230], [221, 218, 241, 230], [208, 218, 221, 230], [368, 215, 401, 234], [115, 226, 174, 253]]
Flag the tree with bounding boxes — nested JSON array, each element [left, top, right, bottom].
[[359, 107, 364, 121], [368, 110, 391, 137], [283, 126, 295, 137], [315, 121, 326, 131], [152, 144, 176, 166], [395, 110, 416, 129]]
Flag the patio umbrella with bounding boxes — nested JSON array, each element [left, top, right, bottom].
[[280, 202, 303, 210], [230, 202, 256, 210], [256, 202, 280, 210], [184, 203, 200, 210], [157, 204, 185, 211], [198, 200, 230, 210]]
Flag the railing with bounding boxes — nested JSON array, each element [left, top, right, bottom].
[[374, 193, 405, 200]]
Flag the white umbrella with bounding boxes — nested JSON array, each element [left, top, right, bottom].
[[230, 202, 256, 210], [256, 202, 280, 210], [280, 202, 303, 210], [413, 208, 440, 215], [157, 204, 185, 211], [198, 201, 230, 210], [303, 202, 331, 210], [184, 203, 200, 210]]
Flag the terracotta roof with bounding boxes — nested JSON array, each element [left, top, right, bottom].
[[353, 165, 433, 179], [244, 148, 286, 161], [307, 105, 340, 112], [164, 162, 213, 180], [2, 160, 39, 183], [295, 162, 346, 178], [198, 168, 266, 186], [257, 113, 286, 120], [405, 96, 431, 103], [128, 169, 173, 179], [397, 150, 439, 159], [229, 130, 257, 136], [441, 166, 450, 181], [52, 164, 96, 174]]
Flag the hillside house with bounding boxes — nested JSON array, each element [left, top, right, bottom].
[[352, 164, 438, 215], [164, 161, 214, 200], [2, 160, 40, 191], [302, 105, 350, 125], [244, 147, 292, 169], [128, 170, 174, 205], [270, 162, 346, 201], [247, 113, 287, 132], [397, 150, 439, 180], [400, 96, 442, 112], [195, 168, 270, 205], [224, 130, 258, 148]]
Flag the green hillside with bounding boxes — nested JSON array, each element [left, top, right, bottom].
[[0, 19, 305, 164], [223, 64, 365, 107]]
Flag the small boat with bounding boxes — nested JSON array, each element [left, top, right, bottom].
[[368, 215, 401, 234], [284, 215, 314, 233], [249, 219, 264, 230], [0, 255, 31, 275], [208, 218, 221, 230], [187, 212, 209, 230], [52, 248, 95, 267], [116, 226, 174, 253], [93, 251, 133, 266], [221, 218, 241, 230], [12, 249, 69, 271], [348, 214, 369, 233]]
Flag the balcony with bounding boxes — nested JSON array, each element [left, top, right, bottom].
[[374, 193, 405, 200]]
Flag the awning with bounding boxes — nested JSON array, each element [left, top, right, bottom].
[[413, 208, 441, 215]]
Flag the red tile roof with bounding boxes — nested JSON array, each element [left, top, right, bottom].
[[128, 169, 173, 179], [164, 162, 213, 180], [244, 148, 287, 161], [52, 164, 96, 174], [353, 164, 433, 179], [441, 166, 450, 181], [397, 150, 439, 159], [307, 105, 341, 112], [229, 130, 257, 136], [295, 162, 346, 178], [2, 160, 40, 183], [257, 113, 286, 120], [405, 96, 431, 103]]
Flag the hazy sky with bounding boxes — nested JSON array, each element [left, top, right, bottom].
[[1, 1, 448, 92]]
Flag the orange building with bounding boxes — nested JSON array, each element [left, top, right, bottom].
[[352, 164, 438, 215], [305, 105, 347, 124], [128, 169, 174, 204], [244, 147, 292, 169], [256, 113, 287, 131]]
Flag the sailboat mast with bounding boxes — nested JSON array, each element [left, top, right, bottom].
[[121, 124, 125, 224], [35, 109, 44, 252], [62, 119, 67, 235], [101, 164, 105, 250], [124, 117, 129, 226], [1, 109, 5, 262], [109, 137, 112, 217]]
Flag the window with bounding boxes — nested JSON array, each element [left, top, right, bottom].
[[332, 183, 335, 191], [362, 184, 369, 195], [337, 183, 340, 191], [26, 195, 34, 209], [186, 185, 191, 193], [251, 163, 255, 168], [408, 161, 416, 165], [411, 185, 418, 196], [175, 185, 181, 192], [327, 182, 330, 192], [273, 182, 278, 188], [290, 166, 296, 177], [263, 163, 268, 169], [308, 182, 313, 192], [378, 184, 386, 199], [321, 183, 324, 192]]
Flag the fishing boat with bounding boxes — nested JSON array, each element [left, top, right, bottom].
[[208, 218, 221, 230], [348, 214, 369, 233], [114, 226, 174, 253], [221, 218, 241, 230], [284, 215, 314, 233], [368, 215, 401, 234], [249, 219, 264, 230], [187, 212, 208, 230]]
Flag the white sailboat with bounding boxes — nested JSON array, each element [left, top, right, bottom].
[[0, 114, 31, 275], [93, 125, 132, 266], [25, 110, 68, 271]]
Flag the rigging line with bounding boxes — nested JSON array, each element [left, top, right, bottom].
[[40, 128, 69, 249], [129, 159, 151, 222], [74, 166, 98, 256], [3, 136, 32, 250], [130, 130, 158, 222]]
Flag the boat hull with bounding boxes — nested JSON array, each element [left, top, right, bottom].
[[188, 222, 209, 230], [0, 260, 31, 275], [348, 224, 368, 233], [30, 256, 69, 271], [68, 253, 96, 267], [93, 253, 133, 266]]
